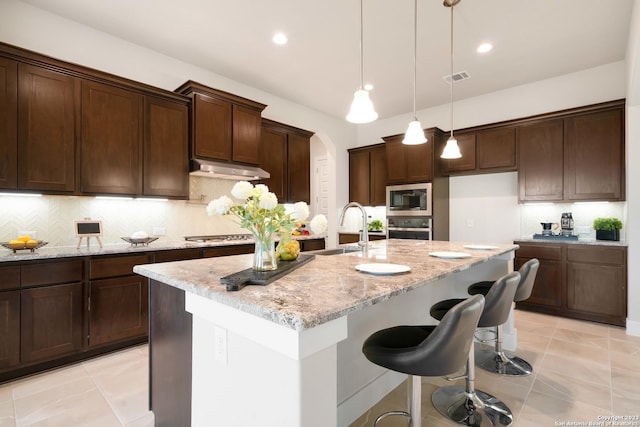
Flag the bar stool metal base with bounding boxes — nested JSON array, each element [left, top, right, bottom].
[[431, 386, 513, 427], [475, 346, 533, 376], [372, 375, 420, 427]]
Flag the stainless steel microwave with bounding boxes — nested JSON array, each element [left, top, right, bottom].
[[386, 183, 433, 217]]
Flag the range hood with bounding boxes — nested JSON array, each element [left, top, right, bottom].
[[189, 159, 270, 181]]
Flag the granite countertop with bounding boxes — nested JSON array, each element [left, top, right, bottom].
[[134, 240, 518, 331], [515, 237, 628, 247], [0, 234, 326, 263]]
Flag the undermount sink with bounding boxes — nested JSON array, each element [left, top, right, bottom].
[[312, 246, 361, 256]]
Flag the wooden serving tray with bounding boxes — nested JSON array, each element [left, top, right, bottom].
[[220, 254, 316, 291]]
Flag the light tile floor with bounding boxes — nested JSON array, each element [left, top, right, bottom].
[[351, 309, 640, 426], [1, 310, 639, 426], [0, 345, 153, 427]]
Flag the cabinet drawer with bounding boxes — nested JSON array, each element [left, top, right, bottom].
[[567, 245, 626, 265], [21, 259, 84, 288], [0, 265, 20, 290], [91, 254, 151, 279], [515, 243, 562, 261], [202, 244, 253, 258], [154, 248, 202, 263]]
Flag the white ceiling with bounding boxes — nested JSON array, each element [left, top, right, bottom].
[[20, 0, 634, 120]]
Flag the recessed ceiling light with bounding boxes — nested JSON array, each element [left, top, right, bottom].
[[364, 83, 374, 91], [272, 33, 288, 45], [477, 43, 493, 54]]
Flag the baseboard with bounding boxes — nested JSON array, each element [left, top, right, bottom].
[[626, 318, 640, 336], [337, 369, 405, 427]]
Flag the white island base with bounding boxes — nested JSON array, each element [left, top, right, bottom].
[[183, 251, 515, 427]]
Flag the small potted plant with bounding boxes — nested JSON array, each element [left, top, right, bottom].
[[593, 217, 622, 241]]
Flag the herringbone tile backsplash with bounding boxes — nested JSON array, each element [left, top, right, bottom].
[[0, 177, 246, 246]]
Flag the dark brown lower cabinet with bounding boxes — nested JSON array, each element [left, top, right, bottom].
[[89, 276, 148, 348], [20, 282, 83, 363], [299, 238, 326, 252], [0, 291, 20, 370], [338, 233, 387, 245], [515, 241, 627, 326], [149, 280, 192, 427]]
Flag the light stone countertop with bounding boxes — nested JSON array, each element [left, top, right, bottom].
[[515, 237, 628, 247], [0, 234, 326, 263], [134, 239, 518, 331]]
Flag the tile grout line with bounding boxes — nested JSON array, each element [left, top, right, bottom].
[[81, 360, 126, 427]]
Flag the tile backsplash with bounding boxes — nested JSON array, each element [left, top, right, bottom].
[[0, 177, 245, 246]]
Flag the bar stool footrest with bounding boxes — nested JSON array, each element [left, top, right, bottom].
[[432, 385, 513, 427]]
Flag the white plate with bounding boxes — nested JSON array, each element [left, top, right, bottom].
[[463, 244, 499, 250], [428, 251, 472, 259], [355, 263, 411, 275]]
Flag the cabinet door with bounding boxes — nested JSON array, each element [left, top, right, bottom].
[[18, 63, 77, 192], [287, 132, 310, 203], [81, 80, 143, 195], [516, 256, 563, 309], [405, 141, 433, 182], [369, 145, 387, 206], [193, 93, 231, 161], [564, 108, 624, 201], [385, 138, 407, 183], [443, 132, 476, 174], [517, 119, 564, 202], [477, 127, 516, 171], [232, 104, 261, 165], [566, 262, 625, 324], [89, 276, 148, 347], [349, 149, 370, 205], [144, 97, 189, 198], [0, 290, 20, 370], [260, 126, 288, 201], [21, 282, 83, 363], [0, 58, 17, 189]]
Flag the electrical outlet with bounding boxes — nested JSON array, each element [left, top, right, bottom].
[[152, 226, 165, 236], [214, 326, 227, 364], [467, 219, 474, 227]]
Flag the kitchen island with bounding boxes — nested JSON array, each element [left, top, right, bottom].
[[134, 239, 518, 427]]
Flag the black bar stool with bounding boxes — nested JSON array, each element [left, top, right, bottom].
[[429, 271, 520, 427], [468, 258, 540, 376], [362, 295, 485, 427]]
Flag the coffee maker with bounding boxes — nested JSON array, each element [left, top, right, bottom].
[[560, 212, 574, 237]]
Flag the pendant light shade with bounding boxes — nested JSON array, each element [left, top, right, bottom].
[[441, 135, 462, 159], [403, 0, 426, 145], [347, 89, 378, 123], [441, 0, 462, 159], [403, 120, 427, 145], [346, 0, 377, 124]]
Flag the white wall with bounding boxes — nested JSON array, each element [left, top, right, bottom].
[[0, 0, 354, 246]]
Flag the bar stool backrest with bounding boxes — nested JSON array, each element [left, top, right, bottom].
[[478, 271, 521, 328], [412, 295, 485, 376], [514, 258, 540, 302]]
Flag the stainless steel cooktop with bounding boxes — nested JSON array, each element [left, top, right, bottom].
[[183, 234, 253, 243]]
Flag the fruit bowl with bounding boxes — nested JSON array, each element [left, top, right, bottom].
[[121, 237, 158, 246], [1, 241, 49, 253]]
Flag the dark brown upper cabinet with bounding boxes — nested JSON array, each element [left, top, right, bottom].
[[144, 96, 189, 198], [81, 80, 143, 195], [259, 119, 313, 203], [518, 100, 624, 203], [383, 128, 444, 184], [348, 144, 387, 206], [518, 119, 564, 202], [0, 57, 17, 189], [564, 108, 624, 201], [442, 127, 517, 176], [176, 81, 266, 165], [18, 63, 78, 193]]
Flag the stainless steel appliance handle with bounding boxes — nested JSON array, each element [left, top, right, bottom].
[[387, 227, 431, 232]]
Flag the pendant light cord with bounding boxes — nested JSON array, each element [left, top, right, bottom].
[[449, 2, 455, 138], [359, 0, 364, 90], [412, 0, 418, 120]]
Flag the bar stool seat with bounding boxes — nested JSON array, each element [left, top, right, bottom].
[[468, 258, 540, 376], [429, 271, 520, 427], [362, 295, 485, 427]]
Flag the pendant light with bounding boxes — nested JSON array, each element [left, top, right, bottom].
[[346, 0, 378, 124], [441, 0, 462, 159], [402, 0, 427, 145]]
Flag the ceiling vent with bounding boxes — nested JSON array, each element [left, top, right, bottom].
[[443, 70, 470, 84]]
